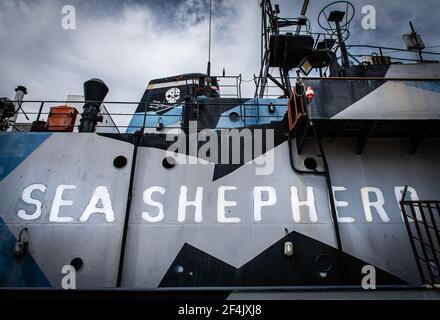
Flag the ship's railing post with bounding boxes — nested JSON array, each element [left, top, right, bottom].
[[142, 102, 148, 133]]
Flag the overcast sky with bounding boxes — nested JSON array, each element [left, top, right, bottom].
[[1, 0, 439, 120]]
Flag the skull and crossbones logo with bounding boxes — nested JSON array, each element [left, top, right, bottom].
[[165, 88, 180, 103]]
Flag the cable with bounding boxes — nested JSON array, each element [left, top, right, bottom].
[[287, 124, 346, 283], [287, 75, 347, 282], [310, 121, 346, 284], [288, 135, 324, 175], [18, 227, 28, 242]]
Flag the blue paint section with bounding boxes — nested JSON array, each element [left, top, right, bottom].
[[0, 133, 51, 182], [126, 105, 183, 133], [0, 133, 52, 287], [0, 218, 51, 287], [126, 98, 289, 132], [216, 98, 288, 129], [403, 81, 440, 94]]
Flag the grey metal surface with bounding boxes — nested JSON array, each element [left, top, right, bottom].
[[1, 132, 439, 289], [331, 80, 440, 119], [120, 137, 440, 288]]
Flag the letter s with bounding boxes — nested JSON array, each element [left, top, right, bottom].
[[18, 184, 47, 221]]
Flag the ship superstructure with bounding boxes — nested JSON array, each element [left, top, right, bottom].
[[1, 1, 440, 299]]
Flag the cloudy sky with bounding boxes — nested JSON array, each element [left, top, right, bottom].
[[1, 0, 439, 122]]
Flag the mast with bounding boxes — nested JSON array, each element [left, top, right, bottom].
[[207, 0, 212, 76]]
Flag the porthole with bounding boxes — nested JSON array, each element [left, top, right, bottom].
[[113, 156, 128, 169], [304, 157, 318, 170], [70, 257, 83, 271], [162, 157, 176, 169], [315, 254, 333, 273], [229, 112, 240, 122]]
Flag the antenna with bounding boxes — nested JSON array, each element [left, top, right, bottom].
[[207, 0, 212, 76], [318, 1, 355, 70], [403, 21, 425, 62]]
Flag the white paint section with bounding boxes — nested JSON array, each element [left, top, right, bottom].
[[361, 187, 390, 223], [17, 184, 47, 221], [142, 187, 166, 223], [386, 63, 440, 78], [79, 186, 116, 223], [217, 186, 240, 223], [49, 185, 77, 223], [290, 186, 318, 223], [332, 186, 355, 223], [332, 81, 440, 120], [253, 186, 277, 222], [147, 80, 192, 90], [178, 186, 204, 223]]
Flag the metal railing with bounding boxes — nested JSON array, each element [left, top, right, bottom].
[[345, 44, 440, 65], [400, 187, 440, 288], [215, 74, 242, 98], [3, 99, 289, 133]]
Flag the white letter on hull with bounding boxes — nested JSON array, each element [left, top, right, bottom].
[[142, 187, 166, 222], [361, 187, 390, 222], [49, 185, 77, 223], [253, 186, 277, 222], [290, 186, 318, 223], [217, 186, 240, 223], [18, 184, 47, 221], [178, 186, 203, 223], [332, 186, 355, 223], [80, 186, 115, 223]]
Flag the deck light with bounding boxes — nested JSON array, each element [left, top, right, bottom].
[[14, 228, 29, 258]]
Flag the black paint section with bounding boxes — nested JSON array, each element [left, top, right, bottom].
[[212, 119, 288, 181], [305, 79, 387, 119], [99, 116, 289, 182], [159, 231, 407, 287]]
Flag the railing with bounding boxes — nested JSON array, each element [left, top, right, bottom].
[[400, 187, 440, 288], [215, 74, 242, 98], [4, 66, 440, 133], [345, 44, 440, 65], [3, 99, 289, 133], [252, 71, 440, 99]]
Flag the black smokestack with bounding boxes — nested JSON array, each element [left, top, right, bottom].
[[79, 78, 109, 132]]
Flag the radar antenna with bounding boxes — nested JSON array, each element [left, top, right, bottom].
[[318, 1, 355, 70]]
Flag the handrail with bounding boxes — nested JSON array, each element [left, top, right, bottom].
[[3, 99, 292, 133], [4, 73, 440, 132], [346, 44, 440, 56]]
